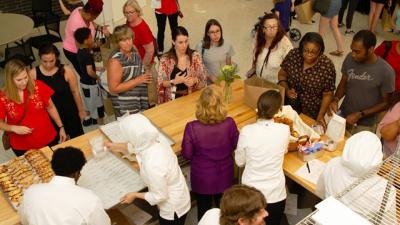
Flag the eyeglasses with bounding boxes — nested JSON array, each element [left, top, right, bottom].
[[124, 11, 136, 16], [263, 25, 278, 30], [208, 30, 221, 35], [303, 48, 320, 56]]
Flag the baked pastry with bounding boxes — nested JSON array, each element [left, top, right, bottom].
[[274, 116, 299, 137]]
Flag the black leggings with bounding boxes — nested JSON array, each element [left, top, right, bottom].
[[265, 199, 286, 225], [63, 48, 81, 75], [158, 213, 187, 225], [155, 12, 179, 52], [338, 0, 360, 29], [194, 193, 223, 221]]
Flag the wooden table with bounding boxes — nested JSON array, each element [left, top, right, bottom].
[[0, 13, 34, 46], [0, 80, 345, 224]]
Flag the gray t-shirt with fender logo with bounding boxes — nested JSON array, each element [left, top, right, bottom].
[[340, 54, 395, 126]]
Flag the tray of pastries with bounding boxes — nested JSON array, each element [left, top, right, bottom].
[[0, 150, 54, 208]]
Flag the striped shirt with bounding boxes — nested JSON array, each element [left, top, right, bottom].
[[109, 48, 149, 117]]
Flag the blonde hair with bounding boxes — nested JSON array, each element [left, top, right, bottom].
[[112, 24, 134, 47], [3, 59, 34, 103], [195, 87, 227, 124], [123, 0, 143, 16]]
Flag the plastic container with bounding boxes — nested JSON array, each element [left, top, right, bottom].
[[298, 149, 325, 162], [89, 136, 106, 158]]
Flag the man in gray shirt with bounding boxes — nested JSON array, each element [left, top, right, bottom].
[[330, 30, 395, 134]]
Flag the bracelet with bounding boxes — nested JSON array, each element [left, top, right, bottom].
[[170, 80, 175, 86], [59, 125, 64, 129]]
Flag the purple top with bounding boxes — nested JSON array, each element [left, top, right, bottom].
[[182, 117, 239, 194]]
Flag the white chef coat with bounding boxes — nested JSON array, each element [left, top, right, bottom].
[[19, 176, 111, 225], [120, 113, 191, 220], [198, 208, 220, 225], [235, 119, 290, 203], [316, 131, 396, 219]]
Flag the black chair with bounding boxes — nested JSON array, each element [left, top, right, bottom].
[[0, 41, 35, 68], [32, 0, 53, 28], [28, 13, 63, 49]]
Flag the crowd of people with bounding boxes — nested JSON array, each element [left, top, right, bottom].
[[1, 0, 400, 224]]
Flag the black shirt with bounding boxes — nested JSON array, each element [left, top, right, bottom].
[[77, 48, 97, 85]]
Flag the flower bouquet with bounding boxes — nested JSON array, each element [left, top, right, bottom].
[[216, 65, 241, 103]]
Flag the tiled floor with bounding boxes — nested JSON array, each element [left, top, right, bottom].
[[0, 0, 399, 223]]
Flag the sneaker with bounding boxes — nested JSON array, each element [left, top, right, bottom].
[[338, 23, 345, 28], [82, 118, 92, 127], [91, 118, 98, 125], [345, 30, 355, 35]]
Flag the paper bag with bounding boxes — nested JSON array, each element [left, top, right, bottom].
[[382, 8, 392, 32], [295, 0, 315, 24], [325, 114, 346, 142], [244, 76, 285, 110]]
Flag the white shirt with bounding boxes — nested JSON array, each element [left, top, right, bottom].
[[255, 36, 293, 83], [137, 142, 191, 220], [19, 176, 111, 225], [235, 119, 290, 203], [198, 208, 220, 225]]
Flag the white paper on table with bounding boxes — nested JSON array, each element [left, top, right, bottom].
[[100, 115, 175, 146], [294, 159, 326, 185], [312, 197, 372, 225], [284, 193, 298, 216], [77, 151, 145, 209]]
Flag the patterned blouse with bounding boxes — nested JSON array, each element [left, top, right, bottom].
[[157, 51, 207, 104], [109, 48, 149, 117], [280, 48, 336, 119]]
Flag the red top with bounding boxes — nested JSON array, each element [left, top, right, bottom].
[[375, 41, 400, 91], [0, 80, 57, 150], [127, 19, 155, 64], [155, 0, 179, 15]]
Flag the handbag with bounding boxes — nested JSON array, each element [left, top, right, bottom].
[[2, 95, 29, 150], [295, 0, 315, 24], [312, 0, 332, 15]]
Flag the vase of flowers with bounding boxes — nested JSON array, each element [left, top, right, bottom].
[[216, 65, 241, 103]]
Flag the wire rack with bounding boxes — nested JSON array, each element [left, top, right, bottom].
[[297, 143, 400, 225]]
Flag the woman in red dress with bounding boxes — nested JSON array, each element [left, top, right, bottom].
[[0, 59, 67, 156]]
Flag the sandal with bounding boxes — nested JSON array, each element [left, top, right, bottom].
[[329, 50, 344, 57]]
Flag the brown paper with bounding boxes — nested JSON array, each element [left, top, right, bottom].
[[295, 0, 315, 24], [244, 76, 285, 110]]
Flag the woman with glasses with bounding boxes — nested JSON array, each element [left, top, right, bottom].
[[157, 26, 207, 104], [246, 13, 293, 84], [107, 25, 152, 117], [195, 19, 235, 84], [278, 32, 336, 128], [124, 0, 158, 106]]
